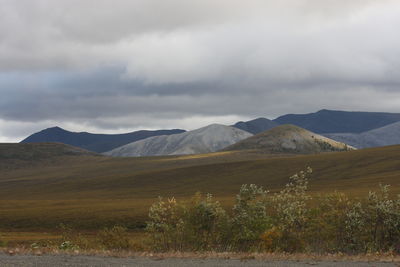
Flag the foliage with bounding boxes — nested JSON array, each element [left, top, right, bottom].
[[146, 193, 228, 251], [270, 167, 312, 251], [146, 168, 400, 253], [58, 224, 141, 250], [231, 184, 270, 251], [307, 192, 351, 252], [59, 223, 89, 250], [344, 185, 400, 252], [97, 226, 131, 250]]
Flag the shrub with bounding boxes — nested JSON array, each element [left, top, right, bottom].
[[97, 226, 131, 250], [183, 193, 229, 251], [270, 167, 312, 252], [364, 185, 400, 251], [231, 184, 271, 251], [59, 241, 78, 250], [59, 223, 90, 250], [307, 192, 351, 252], [146, 197, 185, 251], [260, 226, 282, 251], [146, 193, 228, 251], [146, 167, 400, 253], [345, 185, 400, 252]]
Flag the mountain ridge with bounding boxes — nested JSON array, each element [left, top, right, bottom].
[[274, 109, 400, 134], [324, 121, 400, 148], [21, 126, 185, 153], [232, 117, 279, 134], [105, 124, 252, 157]]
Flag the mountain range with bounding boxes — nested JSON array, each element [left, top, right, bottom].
[[273, 109, 400, 134], [20, 109, 400, 155], [21, 126, 185, 153], [104, 124, 252, 157]]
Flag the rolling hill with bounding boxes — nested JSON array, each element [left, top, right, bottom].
[[0, 142, 96, 160], [21, 126, 185, 153], [232, 117, 279, 134], [0, 142, 99, 170], [224, 124, 353, 154], [104, 124, 253, 157], [274, 109, 400, 133], [0, 144, 399, 229], [324, 121, 400, 148]]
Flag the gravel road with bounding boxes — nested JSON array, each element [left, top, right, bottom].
[[0, 253, 399, 267]]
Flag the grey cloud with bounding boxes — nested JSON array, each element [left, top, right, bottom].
[[1, 0, 400, 141]]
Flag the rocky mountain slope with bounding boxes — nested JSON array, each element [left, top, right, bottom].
[[223, 124, 354, 154], [104, 124, 252, 157], [324, 121, 400, 148], [21, 126, 185, 153]]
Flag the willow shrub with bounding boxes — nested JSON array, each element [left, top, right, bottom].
[[230, 184, 270, 251], [146, 168, 400, 253], [347, 185, 400, 252], [146, 193, 228, 251], [269, 167, 312, 252]]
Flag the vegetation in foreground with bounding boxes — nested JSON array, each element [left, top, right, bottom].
[[147, 168, 400, 254], [0, 168, 399, 256]]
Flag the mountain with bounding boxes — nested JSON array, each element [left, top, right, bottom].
[[324, 121, 400, 148], [232, 117, 279, 134], [223, 124, 354, 154], [104, 124, 253, 157], [274, 109, 400, 134], [21, 126, 185, 153]]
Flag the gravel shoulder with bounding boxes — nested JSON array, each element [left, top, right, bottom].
[[1, 253, 399, 267]]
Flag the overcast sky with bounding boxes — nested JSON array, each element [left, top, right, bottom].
[[1, 0, 400, 142]]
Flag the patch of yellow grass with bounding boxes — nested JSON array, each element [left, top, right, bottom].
[[157, 151, 238, 161]]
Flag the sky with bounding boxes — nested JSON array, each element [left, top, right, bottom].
[[1, 0, 400, 142]]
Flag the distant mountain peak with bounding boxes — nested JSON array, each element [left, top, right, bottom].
[[201, 123, 225, 129], [46, 126, 66, 131]]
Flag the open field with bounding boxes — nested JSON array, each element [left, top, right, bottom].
[[0, 144, 400, 230]]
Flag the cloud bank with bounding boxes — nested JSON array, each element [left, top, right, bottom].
[[1, 0, 400, 141]]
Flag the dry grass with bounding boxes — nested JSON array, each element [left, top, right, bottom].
[[0, 230, 148, 249], [0, 145, 399, 230]]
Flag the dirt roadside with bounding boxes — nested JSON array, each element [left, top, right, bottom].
[[1, 252, 399, 267]]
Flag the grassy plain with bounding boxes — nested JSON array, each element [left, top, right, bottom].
[[0, 144, 400, 233]]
